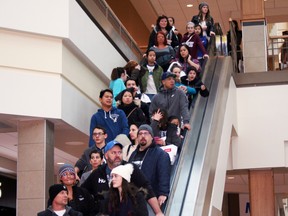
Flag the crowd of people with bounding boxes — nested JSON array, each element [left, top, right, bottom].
[[38, 2, 245, 216]]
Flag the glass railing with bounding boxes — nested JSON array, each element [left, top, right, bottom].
[[267, 35, 288, 71]]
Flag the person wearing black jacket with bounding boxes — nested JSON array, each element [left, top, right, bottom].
[[191, 2, 215, 39], [58, 164, 96, 216], [38, 184, 83, 216], [128, 124, 171, 207], [181, 66, 209, 108], [81, 140, 164, 216], [147, 15, 179, 53], [116, 88, 147, 127]]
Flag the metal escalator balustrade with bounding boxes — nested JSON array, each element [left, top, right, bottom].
[[165, 54, 233, 215]]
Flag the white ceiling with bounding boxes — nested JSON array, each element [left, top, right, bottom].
[[0, 114, 87, 176]]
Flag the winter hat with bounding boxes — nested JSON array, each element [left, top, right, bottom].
[[104, 140, 123, 153], [59, 164, 75, 178], [199, 2, 209, 10], [48, 184, 68, 204], [114, 134, 131, 147], [111, 164, 134, 182], [138, 124, 154, 137]]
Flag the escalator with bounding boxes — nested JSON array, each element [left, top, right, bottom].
[[76, 1, 234, 215], [165, 55, 233, 216]]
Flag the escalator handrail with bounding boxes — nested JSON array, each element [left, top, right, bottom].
[[165, 56, 233, 215], [165, 56, 219, 215]]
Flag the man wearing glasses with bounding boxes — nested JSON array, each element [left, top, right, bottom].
[[74, 126, 107, 180], [89, 89, 129, 147], [82, 140, 164, 216]]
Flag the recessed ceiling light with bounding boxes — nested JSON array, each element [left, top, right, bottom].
[[187, 4, 193, 7], [227, 176, 235, 180], [57, 162, 65, 165]]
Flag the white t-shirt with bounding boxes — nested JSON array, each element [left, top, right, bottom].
[[145, 65, 157, 94], [200, 20, 207, 37], [54, 209, 65, 216]]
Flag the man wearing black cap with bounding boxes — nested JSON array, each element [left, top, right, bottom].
[[81, 140, 164, 216], [37, 184, 82, 216], [149, 71, 191, 130]]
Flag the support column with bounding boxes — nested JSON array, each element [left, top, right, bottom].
[[17, 120, 54, 216], [249, 170, 275, 216], [241, 0, 267, 72]]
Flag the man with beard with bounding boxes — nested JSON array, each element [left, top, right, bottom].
[[129, 124, 171, 207], [81, 140, 164, 216]]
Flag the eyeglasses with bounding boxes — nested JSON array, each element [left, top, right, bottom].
[[138, 132, 151, 136], [93, 132, 105, 136]]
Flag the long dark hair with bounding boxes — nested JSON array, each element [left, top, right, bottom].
[[232, 20, 240, 32], [109, 179, 139, 212], [194, 24, 204, 37], [111, 67, 125, 80], [155, 15, 172, 31], [178, 44, 190, 63], [198, 4, 212, 22]]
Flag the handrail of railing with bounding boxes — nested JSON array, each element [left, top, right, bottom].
[[165, 56, 219, 215], [165, 56, 233, 216], [76, 0, 143, 61], [96, 0, 143, 57], [267, 35, 288, 71]]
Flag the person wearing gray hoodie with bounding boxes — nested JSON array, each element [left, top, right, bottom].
[[149, 72, 191, 131]]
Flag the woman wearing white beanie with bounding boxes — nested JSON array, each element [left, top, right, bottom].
[[106, 163, 148, 216]]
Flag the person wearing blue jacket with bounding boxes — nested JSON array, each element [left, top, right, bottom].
[[170, 64, 197, 96], [129, 124, 171, 207], [89, 89, 129, 147]]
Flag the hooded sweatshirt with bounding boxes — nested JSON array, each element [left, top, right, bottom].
[[149, 86, 190, 124], [89, 107, 129, 147]]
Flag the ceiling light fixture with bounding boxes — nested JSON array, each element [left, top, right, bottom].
[[187, 4, 193, 7], [227, 176, 235, 180]]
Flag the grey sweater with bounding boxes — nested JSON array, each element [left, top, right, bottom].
[[149, 86, 190, 124]]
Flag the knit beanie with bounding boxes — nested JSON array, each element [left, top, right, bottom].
[[48, 184, 68, 204], [111, 164, 134, 182], [199, 2, 209, 10], [58, 164, 75, 178], [138, 124, 154, 137]]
